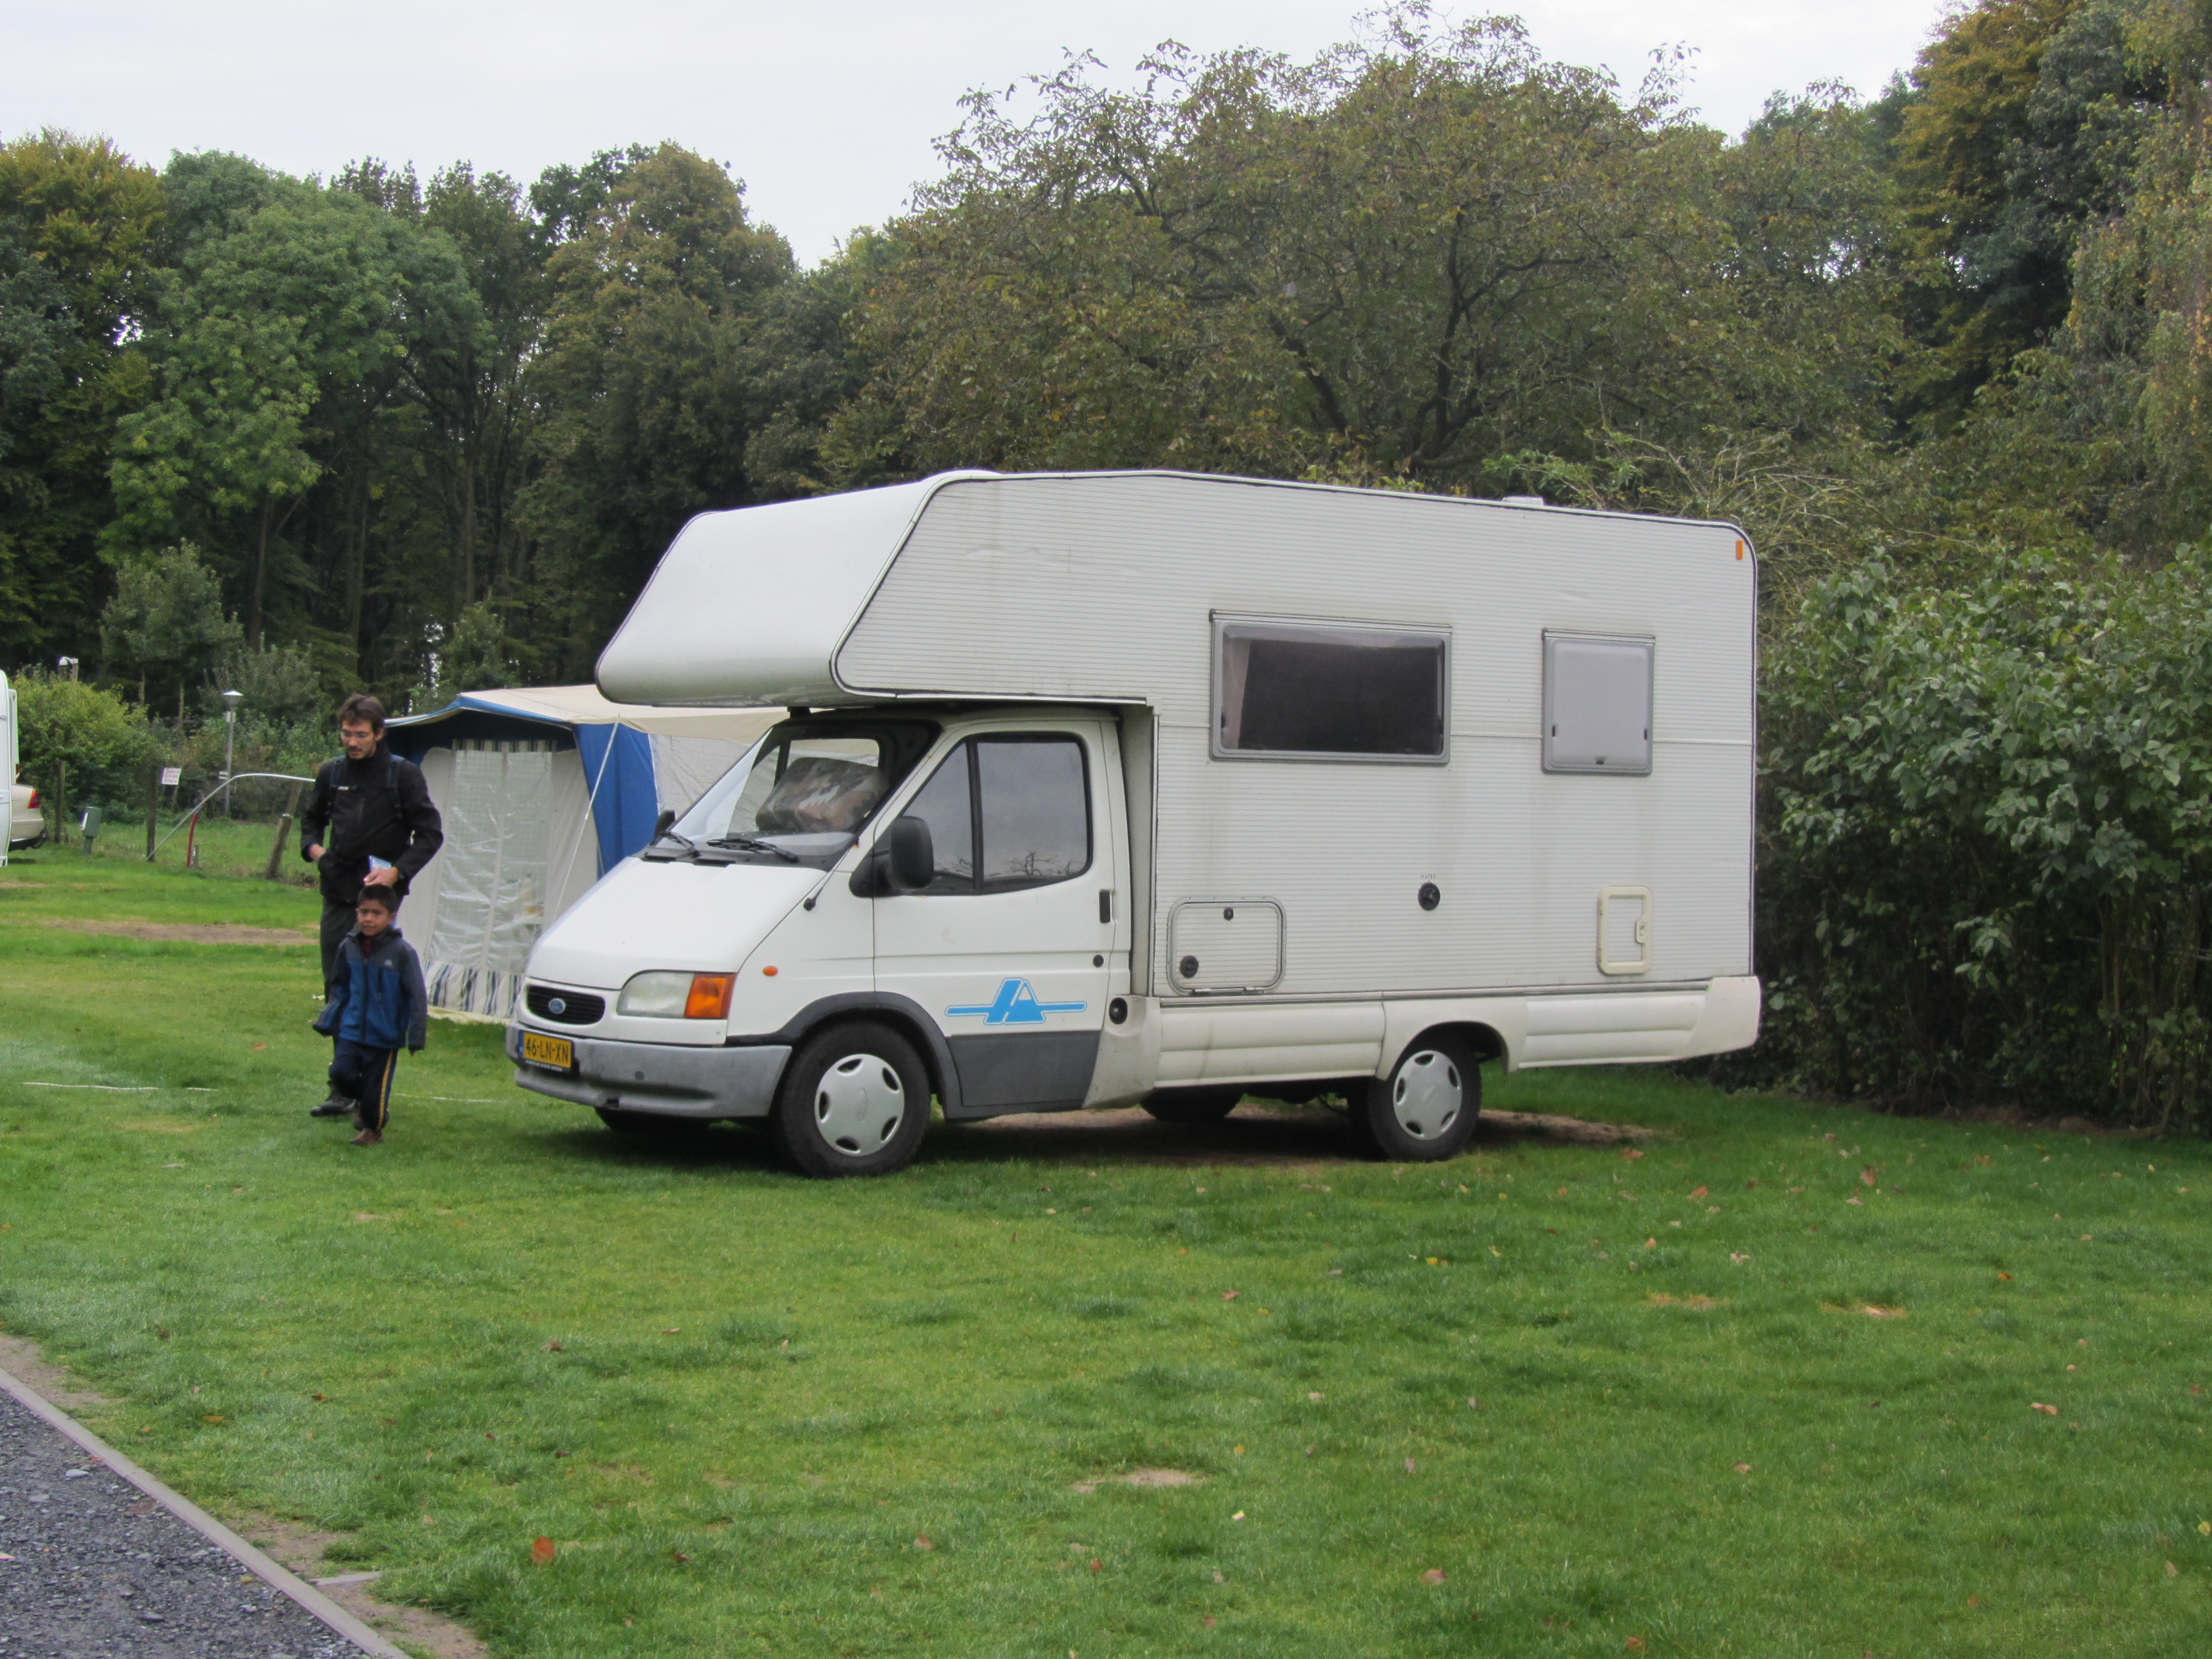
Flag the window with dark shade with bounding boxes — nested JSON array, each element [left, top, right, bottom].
[[1213, 618, 1448, 761]]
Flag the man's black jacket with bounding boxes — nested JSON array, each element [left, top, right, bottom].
[[298, 742, 444, 904]]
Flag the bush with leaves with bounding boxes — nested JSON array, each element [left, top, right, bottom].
[[13, 670, 153, 833], [1745, 550, 2212, 1126]]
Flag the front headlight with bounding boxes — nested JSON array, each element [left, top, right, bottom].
[[618, 971, 736, 1019]]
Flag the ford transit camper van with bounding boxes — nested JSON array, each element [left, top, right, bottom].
[[506, 470, 1760, 1175]]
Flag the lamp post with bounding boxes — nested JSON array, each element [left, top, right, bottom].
[[220, 688, 242, 817], [56, 656, 77, 681]]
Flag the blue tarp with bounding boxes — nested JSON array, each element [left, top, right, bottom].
[[388, 692, 660, 875]]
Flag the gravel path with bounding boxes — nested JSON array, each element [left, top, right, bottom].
[[0, 1387, 367, 1659]]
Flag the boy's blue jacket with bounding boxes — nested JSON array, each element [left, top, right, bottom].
[[314, 925, 428, 1051]]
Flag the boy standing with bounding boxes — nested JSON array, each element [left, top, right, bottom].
[[311, 888, 426, 1146]]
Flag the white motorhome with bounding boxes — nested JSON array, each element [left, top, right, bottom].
[[507, 470, 1760, 1175]]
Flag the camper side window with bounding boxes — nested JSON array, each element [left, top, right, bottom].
[[894, 735, 1091, 894], [1542, 632, 1654, 775], [1213, 617, 1448, 761]]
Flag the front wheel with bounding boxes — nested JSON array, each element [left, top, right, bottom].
[[771, 1021, 931, 1178], [1350, 1037, 1480, 1161]]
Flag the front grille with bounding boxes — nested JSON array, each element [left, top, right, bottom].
[[526, 985, 606, 1026]]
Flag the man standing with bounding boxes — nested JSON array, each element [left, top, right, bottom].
[[301, 693, 444, 989]]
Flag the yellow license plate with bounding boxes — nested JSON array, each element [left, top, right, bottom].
[[521, 1031, 575, 1070]]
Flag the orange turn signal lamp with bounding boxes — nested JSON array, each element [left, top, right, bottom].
[[684, 973, 735, 1020]]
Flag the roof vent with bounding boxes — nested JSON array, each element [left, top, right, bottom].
[[1502, 494, 1546, 507]]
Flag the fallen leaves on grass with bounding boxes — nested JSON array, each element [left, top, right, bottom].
[[349, 1212, 387, 1223], [1860, 1167, 1877, 1186], [2031, 1402, 2059, 1416], [1648, 1293, 1725, 1310], [544, 1340, 562, 1352], [1089, 1557, 1102, 1574], [1626, 1640, 1647, 1653], [531, 1536, 555, 1565], [1420, 1568, 1447, 1584], [1862, 1306, 1907, 1319], [1689, 1186, 1708, 1199], [2167, 1561, 2179, 1577], [914, 1535, 935, 1551], [1221, 1290, 1240, 1301], [1734, 1462, 1751, 1473], [1620, 1148, 1644, 1160], [1405, 1458, 1416, 1473]]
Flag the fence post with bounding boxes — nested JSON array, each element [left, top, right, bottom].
[[265, 782, 302, 880], [145, 761, 159, 861]]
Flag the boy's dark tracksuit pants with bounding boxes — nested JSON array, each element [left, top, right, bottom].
[[331, 1040, 399, 1132]]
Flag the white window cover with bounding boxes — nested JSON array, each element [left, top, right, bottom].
[[425, 743, 554, 1018], [1543, 632, 1654, 775]]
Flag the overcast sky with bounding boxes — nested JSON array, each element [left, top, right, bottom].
[[4, 1, 1947, 265]]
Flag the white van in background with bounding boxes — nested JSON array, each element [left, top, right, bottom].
[[506, 470, 1760, 1176]]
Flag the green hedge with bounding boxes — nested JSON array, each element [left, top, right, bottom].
[[1736, 551, 2212, 1127]]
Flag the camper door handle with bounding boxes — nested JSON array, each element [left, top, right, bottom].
[[1099, 890, 1113, 925]]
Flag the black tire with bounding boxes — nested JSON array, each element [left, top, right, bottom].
[[1141, 1086, 1245, 1124], [1350, 1036, 1480, 1161], [594, 1107, 709, 1138], [771, 1021, 931, 1178]]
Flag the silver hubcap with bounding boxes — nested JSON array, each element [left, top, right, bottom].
[[815, 1052, 906, 1156], [1391, 1050, 1462, 1140]]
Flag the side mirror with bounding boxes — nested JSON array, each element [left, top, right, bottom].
[[887, 817, 933, 893], [651, 808, 676, 843]]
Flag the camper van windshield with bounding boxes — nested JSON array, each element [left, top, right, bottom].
[[659, 721, 937, 868]]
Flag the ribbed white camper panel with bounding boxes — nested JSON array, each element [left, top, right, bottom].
[[837, 474, 1755, 999]]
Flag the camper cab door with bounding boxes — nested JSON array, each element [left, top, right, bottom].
[[873, 717, 1122, 1114]]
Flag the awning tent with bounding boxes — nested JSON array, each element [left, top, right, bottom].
[[385, 686, 779, 1020]]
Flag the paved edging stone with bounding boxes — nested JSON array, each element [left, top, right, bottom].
[[0, 1362, 406, 1658]]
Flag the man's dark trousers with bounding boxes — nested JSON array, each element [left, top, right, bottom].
[[330, 1039, 398, 1133]]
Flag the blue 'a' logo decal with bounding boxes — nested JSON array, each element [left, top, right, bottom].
[[946, 978, 1087, 1025]]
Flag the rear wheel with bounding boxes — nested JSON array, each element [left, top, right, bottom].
[[1141, 1086, 1245, 1124], [771, 1021, 930, 1178], [1350, 1037, 1480, 1161]]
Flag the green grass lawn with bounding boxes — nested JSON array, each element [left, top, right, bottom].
[[2, 850, 2209, 1657]]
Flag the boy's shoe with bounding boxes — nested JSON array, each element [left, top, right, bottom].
[[310, 1094, 356, 1119], [350, 1128, 383, 1147]]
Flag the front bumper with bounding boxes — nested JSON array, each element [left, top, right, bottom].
[[507, 1026, 790, 1119]]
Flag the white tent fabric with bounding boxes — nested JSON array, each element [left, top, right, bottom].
[[390, 687, 780, 1021]]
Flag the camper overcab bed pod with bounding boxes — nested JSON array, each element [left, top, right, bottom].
[[507, 470, 1761, 1176]]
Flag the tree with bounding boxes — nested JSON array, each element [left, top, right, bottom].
[[518, 144, 793, 672], [108, 157, 476, 650], [838, 9, 1902, 493], [0, 131, 165, 665], [98, 541, 239, 714], [1888, 0, 2159, 425]]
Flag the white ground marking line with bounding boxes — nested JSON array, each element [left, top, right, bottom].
[[314, 1571, 384, 1588], [20, 1082, 158, 1091], [413, 1096, 499, 1104], [0, 1361, 408, 1659]]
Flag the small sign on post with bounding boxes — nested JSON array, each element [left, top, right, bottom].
[[160, 766, 181, 789]]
